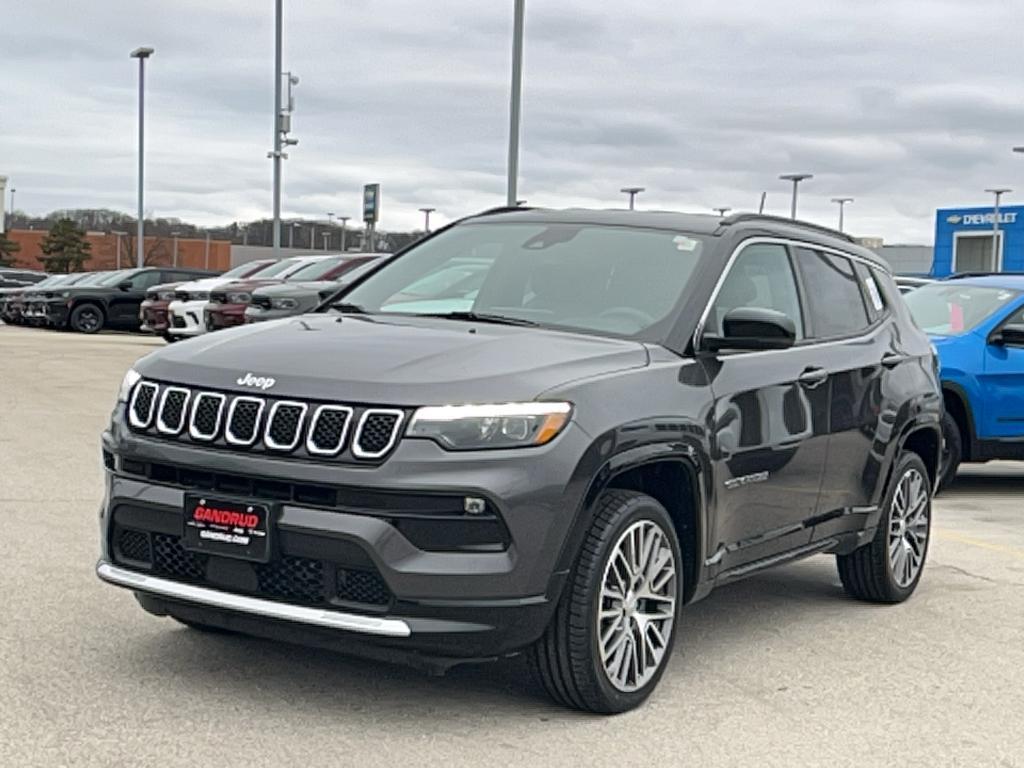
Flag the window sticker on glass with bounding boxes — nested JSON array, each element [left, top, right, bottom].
[[865, 276, 884, 311], [673, 235, 699, 252]]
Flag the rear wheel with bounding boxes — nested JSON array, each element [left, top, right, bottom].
[[837, 452, 931, 603], [69, 302, 104, 334], [531, 490, 681, 713], [938, 411, 962, 491]]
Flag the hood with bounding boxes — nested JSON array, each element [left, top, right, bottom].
[[213, 278, 284, 294], [176, 276, 241, 292], [136, 313, 649, 405], [254, 280, 339, 298]]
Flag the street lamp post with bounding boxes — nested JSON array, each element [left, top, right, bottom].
[[713, 207, 731, 218], [339, 216, 349, 251], [289, 222, 299, 249], [831, 197, 854, 232], [506, 0, 526, 207], [130, 46, 154, 268], [779, 173, 813, 219], [309, 224, 315, 250], [204, 230, 211, 269], [419, 207, 435, 233], [621, 187, 645, 210], [322, 232, 330, 251], [9, 188, 15, 219], [111, 230, 128, 270], [171, 230, 180, 267], [985, 188, 1011, 269]]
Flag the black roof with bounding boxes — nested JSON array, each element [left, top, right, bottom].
[[467, 207, 888, 269]]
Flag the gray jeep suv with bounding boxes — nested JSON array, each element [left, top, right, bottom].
[[98, 208, 942, 713]]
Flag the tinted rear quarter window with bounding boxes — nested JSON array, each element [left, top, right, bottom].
[[795, 248, 870, 338]]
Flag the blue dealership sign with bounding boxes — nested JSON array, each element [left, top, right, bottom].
[[933, 204, 1024, 276]]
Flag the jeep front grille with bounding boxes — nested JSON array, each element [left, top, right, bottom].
[[129, 380, 406, 463]]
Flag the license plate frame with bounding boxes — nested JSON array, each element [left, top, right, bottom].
[[182, 494, 273, 563]]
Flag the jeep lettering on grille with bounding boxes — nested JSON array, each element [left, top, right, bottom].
[[236, 372, 276, 390]]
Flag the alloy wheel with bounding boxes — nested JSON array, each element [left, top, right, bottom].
[[888, 467, 929, 588], [78, 308, 101, 332], [597, 519, 677, 692]]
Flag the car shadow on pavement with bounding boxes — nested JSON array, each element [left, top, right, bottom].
[[941, 472, 1024, 497], [103, 559, 847, 721]]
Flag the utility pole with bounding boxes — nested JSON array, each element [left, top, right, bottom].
[[130, 47, 154, 268], [339, 216, 349, 251], [985, 188, 1011, 269], [620, 187, 645, 210], [779, 173, 813, 219], [506, 0, 525, 206], [171, 230, 180, 267], [831, 197, 854, 232], [419, 207, 435, 233], [204, 230, 211, 269]]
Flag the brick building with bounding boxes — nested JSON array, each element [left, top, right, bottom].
[[4, 229, 231, 272]]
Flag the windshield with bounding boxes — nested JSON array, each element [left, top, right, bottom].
[[223, 261, 267, 279], [904, 283, 1020, 335], [287, 256, 349, 281], [339, 222, 708, 339], [250, 258, 300, 279], [94, 270, 133, 286]]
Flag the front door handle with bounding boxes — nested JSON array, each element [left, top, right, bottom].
[[798, 367, 829, 388], [881, 352, 907, 369]]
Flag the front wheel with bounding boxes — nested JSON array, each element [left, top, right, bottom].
[[837, 452, 931, 603], [531, 490, 682, 713], [69, 303, 105, 334]]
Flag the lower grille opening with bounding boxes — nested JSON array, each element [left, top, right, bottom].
[[113, 528, 393, 611]]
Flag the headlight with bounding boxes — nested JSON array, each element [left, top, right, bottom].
[[117, 368, 141, 404], [59, 291, 70, 298], [193, 291, 209, 301], [272, 297, 299, 310], [227, 292, 251, 304], [408, 402, 572, 450]]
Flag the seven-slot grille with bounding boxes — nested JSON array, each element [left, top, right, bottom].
[[127, 380, 404, 462]]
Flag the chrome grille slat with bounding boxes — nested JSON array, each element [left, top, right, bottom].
[[264, 401, 308, 451], [189, 392, 226, 441], [353, 409, 405, 459], [306, 405, 353, 456], [225, 396, 266, 446], [128, 382, 159, 428], [156, 387, 191, 435]]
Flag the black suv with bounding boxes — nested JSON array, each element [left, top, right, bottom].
[[42, 266, 218, 333], [98, 209, 941, 713]]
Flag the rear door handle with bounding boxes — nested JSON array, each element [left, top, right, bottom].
[[881, 353, 908, 369], [798, 367, 829, 388]]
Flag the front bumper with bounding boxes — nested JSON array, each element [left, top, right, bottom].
[[140, 305, 170, 333], [98, 416, 587, 661], [204, 303, 246, 330], [167, 300, 209, 336]]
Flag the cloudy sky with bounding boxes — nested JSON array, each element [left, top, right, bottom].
[[3, 0, 1023, 242]]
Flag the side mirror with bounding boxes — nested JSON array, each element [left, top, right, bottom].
[[703, 307, 797, 352], [991, 323, 1024, 348], [118, 280, 133, 291]]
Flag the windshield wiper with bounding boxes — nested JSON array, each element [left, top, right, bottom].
[[419, 311, 539, 327], [329, 301, 369, 314]]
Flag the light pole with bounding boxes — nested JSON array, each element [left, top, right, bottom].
[[171, 230, 180, 267], [985, 188, 1011, 269], [268, 1, 299, 258], [322, 231, 330, 251], [9, 188, 15, 219], [506, 0, 525, 207], [309, 223, 315, 250], [130, 46, 154, 268], [831, 197, 853, 232], [779, 173, 812, 219], [713, 207, 731, 218], [339, 216, 349, 251], [204, 230, 211, 269], [327, 212, 335, 226], [289, 221, 299, 248], [111, 230, 128, 269], [419, 207, 435, 233], [621, 187, 645, 210]]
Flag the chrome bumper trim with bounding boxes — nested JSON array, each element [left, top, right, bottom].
[[96, 562, 411, 637]]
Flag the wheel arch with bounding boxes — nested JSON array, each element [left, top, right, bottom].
[[940, 382, 975, 460]]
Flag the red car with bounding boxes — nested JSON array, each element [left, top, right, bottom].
[[204, 255, 377, 331], [139, 282, 184, 339]]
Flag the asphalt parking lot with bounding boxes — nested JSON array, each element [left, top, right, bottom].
[[1, 324, 1022, 767]]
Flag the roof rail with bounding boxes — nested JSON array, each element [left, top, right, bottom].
[[720, 213, 856, 243]]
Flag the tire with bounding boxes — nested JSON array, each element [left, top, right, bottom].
[[161, 332, 179, 343], [937, 411, 962, 492], [837, 452, 932, 603], [531, 490, 682, 714], [69, 302, 105, 334]]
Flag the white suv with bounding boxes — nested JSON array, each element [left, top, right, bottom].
[[167, 256, 328, 338]]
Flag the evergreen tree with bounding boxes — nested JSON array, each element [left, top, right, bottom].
[[0, 233, 20, 267], [38, 218, 92, 273]]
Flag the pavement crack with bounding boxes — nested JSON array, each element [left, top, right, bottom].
[[930, 562, 1001, 585]]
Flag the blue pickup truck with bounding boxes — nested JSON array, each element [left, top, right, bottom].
[[903, 274, 1024, 487]]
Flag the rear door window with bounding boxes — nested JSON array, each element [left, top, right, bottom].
[[794, 248, 871, 338]]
